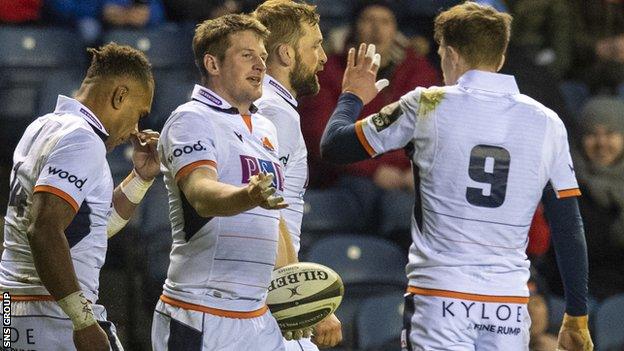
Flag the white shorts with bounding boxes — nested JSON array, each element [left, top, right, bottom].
[[6, 299, 123, 351], [152, 297, 285, 351], [284, 337, 319, 351], [402, 290, 531, 351]]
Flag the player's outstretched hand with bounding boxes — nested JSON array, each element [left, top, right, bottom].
[[557, 314, 593, 351], [312, 313, 342, 348], [131, 129, 160, 181], [73, 323, 111, 351], [247, 173, 288, 210], [341, 43, 389, 105]]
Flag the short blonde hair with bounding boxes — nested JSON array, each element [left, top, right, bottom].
[[193, 14, 269, 81], [252, 0, 319, 59], [434, 2, 512, 67]]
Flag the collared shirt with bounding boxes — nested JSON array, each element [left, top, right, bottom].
[[255, 74, 307, 254], [0, 95, 113, 303], [354, 70, 579, 298], [158, 85, 284, 312]]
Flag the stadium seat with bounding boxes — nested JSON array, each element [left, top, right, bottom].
[[356, 292, 405, 351], [304, 234, 407, 290], [102, 25, 194, 69], [379, 190, 414, 249], [147, 70, 196, 131], [594, 294, 624, 351], [302, 189, 368, 235], [0, 27, 83, 68]]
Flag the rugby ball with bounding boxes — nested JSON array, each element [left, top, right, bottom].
[[267, 262, 344, 331]]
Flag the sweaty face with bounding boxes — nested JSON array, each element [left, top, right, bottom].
[[356, 6, 397, 58], [582, 124, 624, 167], [218, 30, 267, 107], [290, 23, 326, 97]]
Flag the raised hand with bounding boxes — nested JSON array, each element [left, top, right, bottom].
[[341, 43, 389, 105], [131, 129, 160, 181]]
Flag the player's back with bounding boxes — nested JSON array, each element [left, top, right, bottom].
[[406, 70, 575, 297]]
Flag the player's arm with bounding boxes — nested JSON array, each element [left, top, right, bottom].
[[108, 130, 160, 238], [320, 43, 389, 164], [541, 185, 594, 351], [178, 166, 285, 217], [28, 193, 110, 350], [275, 216, 298, 268]]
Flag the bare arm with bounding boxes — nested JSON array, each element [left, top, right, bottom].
[[178, 167, 285, 218], [275, 217, 297, 268]]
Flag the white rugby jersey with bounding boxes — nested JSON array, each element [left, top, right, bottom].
[[0, 96, 113, 303], [255, 75, 307, 253], [158, 85, 284, 312], [355, 70, 579, 298]]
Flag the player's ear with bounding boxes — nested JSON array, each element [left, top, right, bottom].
[[276, 44, 294, 67], [204, 54, 220, 76], [497, 54, 506, 71], [112, 85, 129, 110]]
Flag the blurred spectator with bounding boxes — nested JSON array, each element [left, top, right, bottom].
[[527, 268, 559, 351], [0, 0, 42, 23], [299, 0, 440, 189], [527, 203, 551, 260], [540, 96, 624, 301], [570, 0, 624, 94], [162, 0, 257, 22], [45, 0, 165, 44], [506, 0, 573, 80]]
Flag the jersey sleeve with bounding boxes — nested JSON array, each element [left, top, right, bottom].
[[546, 116, 580, 198], [160, 111, 219, 182], [357, 88, 420, 156], [34, 130, 105, 212]]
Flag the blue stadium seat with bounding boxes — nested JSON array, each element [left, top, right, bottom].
[[304, 234, 407, 289], [594, 294, 624, 351], [147, 70, 196, 131], [0, 27, 83, 68], [102, 25, 194, 69], [379, 190, 414, 237], [356, 292, 405, 351], [302, 189, 368, 235], [37, 71, 84, 116]]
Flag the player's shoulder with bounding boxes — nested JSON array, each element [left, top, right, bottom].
[[162, 101, 219, 133], [399, 85, 453, 117], [513, 93, 564, 127], [47, 113, 107, 150]]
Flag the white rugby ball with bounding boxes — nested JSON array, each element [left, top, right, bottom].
[[267, 262, 344, 331]]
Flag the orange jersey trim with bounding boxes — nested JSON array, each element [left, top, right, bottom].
[[407, 286, 529, 304], [160, 295, 268, 319], [33, 185, 79, 213], [355, 119, 376, 157], [242, 114, 252, 133], [10, 295, 55, 302], [557, 188, 581, 198], [174, 160, 217, 182]]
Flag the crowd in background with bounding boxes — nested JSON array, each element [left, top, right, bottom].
[[2, 0, 624, 350]]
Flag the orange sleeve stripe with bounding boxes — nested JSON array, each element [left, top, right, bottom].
[[160, 295, 268, 318], [175, 160, 217, 182], [407, 286, 529, 304], [10, 295, 55, 301], [33, 185, 79, 213], [557, 188, 581, 198], [355, 119, 376, 157]]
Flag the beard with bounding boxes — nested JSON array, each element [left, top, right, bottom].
[[289, 51, 320, 97]]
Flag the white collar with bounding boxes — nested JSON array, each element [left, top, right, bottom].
[[191, 84, 258, 114], [54, 95, 109, 136], [457, 70, 520, 95], [264, 74, 298, 108]]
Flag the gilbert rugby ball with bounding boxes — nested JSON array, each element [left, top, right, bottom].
[[267, 262, 344, 331]]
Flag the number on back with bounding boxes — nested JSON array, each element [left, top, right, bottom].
[[466, 145, 510, 208]]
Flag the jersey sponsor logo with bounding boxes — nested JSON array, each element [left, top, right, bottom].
[[371, 101, 403, 132], [167, 141, 207, 163], [440, 300, 523, 323], [198, 89, 223, 106], [240, 155, 284, 191], [47, 166, 87, 190], [468, 323, 522, 336]]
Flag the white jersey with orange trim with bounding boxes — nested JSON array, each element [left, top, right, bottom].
[[0, 96, 113, 303], [355, 70, 579, 298], [158, 85, 284, 312], [255, 74, 307, 254]]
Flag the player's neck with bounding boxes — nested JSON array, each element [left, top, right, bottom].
[[266, 67, 297, 98], [74, 86, 114, 137], [204, 82, 253, 115]]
